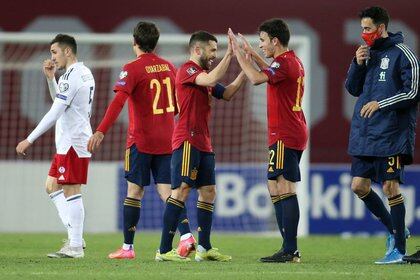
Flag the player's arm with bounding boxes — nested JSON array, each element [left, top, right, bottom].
[[88, 64, 134, 153], [88, 91, 128, 153], [195, 34, 233, 87], [377, 49, 419, 111], [361, 50, 419, 118], [43, 59, 58, 100], [220, 71, 247, 101], [16, 100, 67, 155], [229, 30, 268, 85], [238, 33, 269, 70], [17, 71, 83, 155]]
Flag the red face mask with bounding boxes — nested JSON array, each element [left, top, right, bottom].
[[361, 29, 382, 46]]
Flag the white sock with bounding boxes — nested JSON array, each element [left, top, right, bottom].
[[122, 243, 133, 250], [66, 194, 85, 248], [180, 233, 192, 241], [49, 190, 69, 231], [197, 245, 207, 252]]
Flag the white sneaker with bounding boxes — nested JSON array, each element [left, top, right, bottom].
[[47, 239, 86, 258], [61, 239, 86, 249], [58, 246, 84, 258]]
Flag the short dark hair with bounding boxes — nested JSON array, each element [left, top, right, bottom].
[[189, 31, 218, 48], [133, 21, 160, 53], [258, 18, 290, 47], [359, 6, 390, 29], [50, 34, 77, 54]]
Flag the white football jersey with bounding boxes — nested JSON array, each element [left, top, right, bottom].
[[55, 62, 95, 157]]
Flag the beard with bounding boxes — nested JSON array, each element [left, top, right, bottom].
[[199, 55, 211, 70]]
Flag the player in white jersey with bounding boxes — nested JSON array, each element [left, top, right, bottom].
[[16, 34, 95, 258]]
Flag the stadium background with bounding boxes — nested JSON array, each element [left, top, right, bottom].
[[0, 0, 419, 235]]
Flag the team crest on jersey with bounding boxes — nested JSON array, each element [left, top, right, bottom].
[[58, 166, 66, 174], [59, 82, 69, 93], [190, 168, 198, 180], [119, 71, 128, 79], [187, 67, 197, 75], [271, 62, 280, 69], [380, 56, 390, 70]]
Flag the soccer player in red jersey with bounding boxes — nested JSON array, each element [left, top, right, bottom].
[[155, 31, 247, 262], [229, 19, 308, 263], [88, 22, 194, 259]]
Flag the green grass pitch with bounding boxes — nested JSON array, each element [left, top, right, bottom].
[[0, 233, 419, 279]]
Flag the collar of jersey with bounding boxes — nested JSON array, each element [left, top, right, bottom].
[[66, 61, 83, 72]]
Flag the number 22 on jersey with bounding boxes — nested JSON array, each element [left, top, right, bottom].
[[150, 77, 175, 115]]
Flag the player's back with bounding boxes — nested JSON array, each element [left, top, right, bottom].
[[114, 53, 176, 154], [56, 62, 95, 157]]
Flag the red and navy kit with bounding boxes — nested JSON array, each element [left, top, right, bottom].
[[98, 53, 177, 155], [172, 60, 219, 153], [171, 60, 224, 188], [262, 50, 308, 151]]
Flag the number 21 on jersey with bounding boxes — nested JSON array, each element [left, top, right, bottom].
[[149, 77, 175, 115]]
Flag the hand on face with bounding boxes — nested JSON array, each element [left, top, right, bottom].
[[43, 59, 56, 79], [355, 45, 369, 65]]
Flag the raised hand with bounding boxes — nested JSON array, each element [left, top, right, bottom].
[[43, 59, 56, 80], [355, 45, 369, 66], [228, 28, 239, 53], [238, 33, 253, 55]]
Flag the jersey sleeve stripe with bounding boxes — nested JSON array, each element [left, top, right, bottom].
[[378, 44, 418, 108]]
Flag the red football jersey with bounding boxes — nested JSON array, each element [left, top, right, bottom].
[[113, 53, 177, 154], [261, 50, 308, 150], [172, 60, 214, 152]]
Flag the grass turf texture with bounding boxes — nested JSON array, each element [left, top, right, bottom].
[[0, 233, 419, 279]]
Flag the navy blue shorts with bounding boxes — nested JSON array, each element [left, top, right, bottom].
[[351, 155, 404, 184], [124, 144, 171, 186], [267, 140, 303, 182], [171, 141, 216, 189]]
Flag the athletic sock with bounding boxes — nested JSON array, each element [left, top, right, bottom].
[[177, 207, 191, 236], [197, 201, 214, 251], [159, 197, 184, 254], [281, 193, 299, 254], [271, 195, 284, 248], [66, 194, 85, 248], [388, 194, 406, 254], [123, 197, 141, 246], [359, 188, 393, 234], [49, 190, 69, 230]]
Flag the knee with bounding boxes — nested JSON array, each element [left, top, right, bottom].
[[157, 185, 171, 202], [171, 184, 190, 202], [351, 181, 369, 196], [127, 184, 144, 200], [199, 187, 216, 203], [382, 180, 399, 198], [267, 180, 278, 196]]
